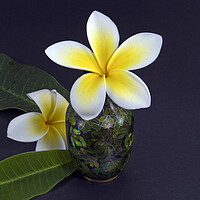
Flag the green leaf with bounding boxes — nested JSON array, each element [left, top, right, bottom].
[[80, 163, 90, 174], [75, 140, 82, 147], [105, 108, 110, 115], [73, 129, 81, 135], [93, 160, 99, 168], [70, 136, 75, 147], [0, 150, 78, 200], [118, 128, 128, 134], [114, 121, 120, 132], [66, 113, 69, 121], [70, 126, 73, 133], [124, 133, 133, 148], [78, 136, 86, 148], [82, 122, 91, 133], [0, 54, 69, 112], [69, 116, 76, 125], [108, 118, 114, 125], [90, 122, 101, 131], [99, 116, 106, 122], [92, 167, 104, 173]]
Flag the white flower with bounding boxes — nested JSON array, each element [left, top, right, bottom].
[[45, 11, 162, 120], [7, 89, 69, 151]]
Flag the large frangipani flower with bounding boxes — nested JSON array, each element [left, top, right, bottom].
[[45, 11, 162, 120], [7, 89, 69, 151]]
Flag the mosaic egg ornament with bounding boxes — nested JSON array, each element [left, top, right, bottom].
[[67, 97, 134, 181]]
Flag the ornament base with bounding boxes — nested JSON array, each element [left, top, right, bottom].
[[84, 175, 118, 183]]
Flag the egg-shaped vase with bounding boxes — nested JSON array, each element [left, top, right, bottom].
[[66, 97, 134, 182]]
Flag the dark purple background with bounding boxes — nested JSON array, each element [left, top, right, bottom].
[[0, 0, 200, 199]]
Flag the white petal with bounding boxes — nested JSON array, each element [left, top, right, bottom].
[[36, 126, 66, 151], [7, 112, 48, 142], [45, 41, 102, 74], [27, 89, 55, 120], [70, 73, 106, 120], [49, 90, 69, 123], [87, 11, 119, 73], [106, 70, 151, 109], [107, 32, 163, 72], [52, 122, 68, 149]]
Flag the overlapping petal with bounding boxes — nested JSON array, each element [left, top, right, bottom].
[[106, 70, 151, 109], [7, 112, 48, 142], [49, 90, 69, 123], [107, 33, 162, 72], [8, 89, 69, 151], [27, 89, 55, 121], [70, 73, 106, 120], [52, 122, 67, 146], [87, 11, 119, 74], [36, 126, 66, 151], [45, 41, 102, 74]]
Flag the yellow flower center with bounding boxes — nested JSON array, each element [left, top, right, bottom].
[[97, 67, 109, 78], [45, 119, 52, 126]]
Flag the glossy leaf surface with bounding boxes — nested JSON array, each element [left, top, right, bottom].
[[0, 54, 69, 112], [0, 150, 78, 200]]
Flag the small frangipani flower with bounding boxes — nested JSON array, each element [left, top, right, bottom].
[[45, 11, 163, 120], [7, 89, 69, 151]]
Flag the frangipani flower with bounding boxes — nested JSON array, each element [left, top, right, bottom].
[[45, 11, 162, 120], [7, 89, 69, 151]]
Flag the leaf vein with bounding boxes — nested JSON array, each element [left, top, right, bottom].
[[0, 161, 67, 186]]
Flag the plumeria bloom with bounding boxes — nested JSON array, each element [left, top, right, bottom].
[[45, 11, 162, 120], [7, 89, 69, 151]]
